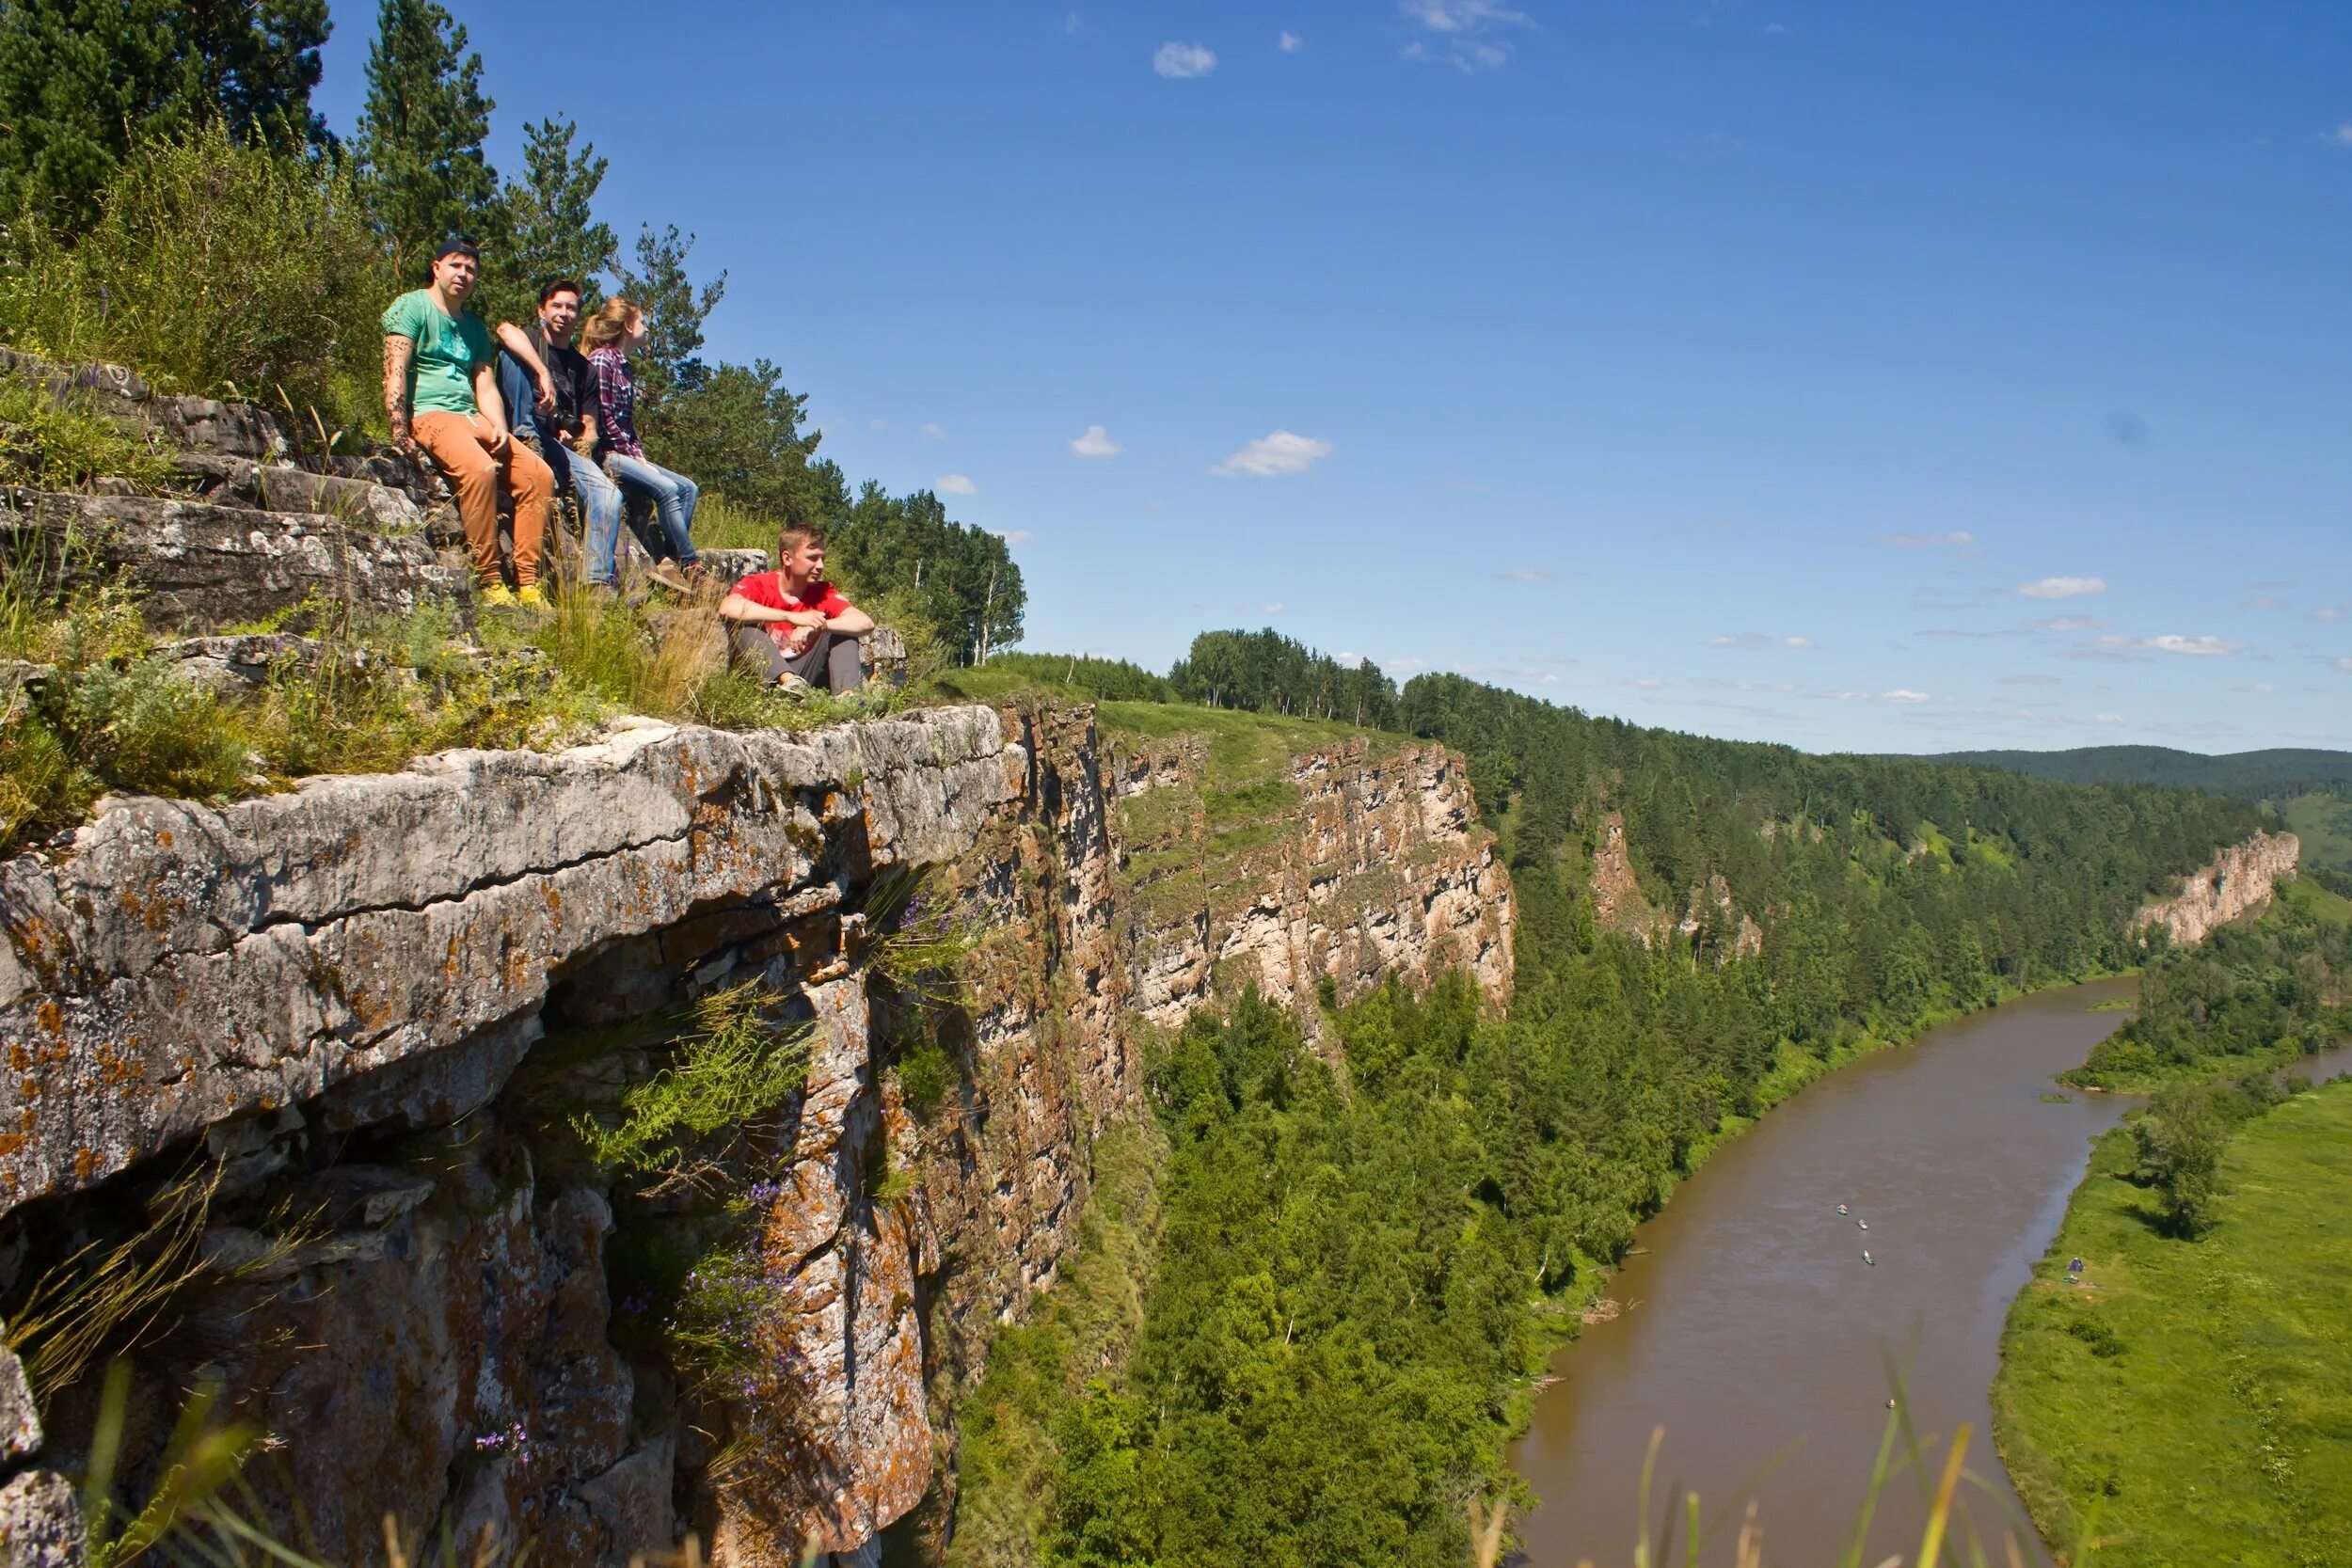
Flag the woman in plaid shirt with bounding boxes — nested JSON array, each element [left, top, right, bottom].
[[581, 297, 709, 592]]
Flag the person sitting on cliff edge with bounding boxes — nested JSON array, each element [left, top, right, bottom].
[[382, 240, 554, 609], [718, 524, 875, 695], [493, 279, 628, 592]]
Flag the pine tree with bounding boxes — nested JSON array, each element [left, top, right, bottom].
[[613, 223, 726, 412], [490, 116, 618, 322], [0, 0, 330, 230], [353, 0, 499, 285]]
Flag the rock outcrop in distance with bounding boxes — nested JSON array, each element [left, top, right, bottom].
[[0, 698, 1512, 1566], [2131, 831, 2300, 947]]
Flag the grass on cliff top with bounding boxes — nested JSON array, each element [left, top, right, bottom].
[[0, 565, 895, 855], [2279, 791, 2352, 877], [1992, 1078, 2352, 1568]]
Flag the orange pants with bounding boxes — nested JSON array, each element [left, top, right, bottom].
[[411, 411, 553, 588]]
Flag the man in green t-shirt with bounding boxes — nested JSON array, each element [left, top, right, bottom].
[[382, 240, 555, 608]]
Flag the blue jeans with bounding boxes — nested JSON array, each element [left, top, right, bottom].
[[497, 353, 626, 584], [603, 451, 700, 567], [549, 442, 625, 585]]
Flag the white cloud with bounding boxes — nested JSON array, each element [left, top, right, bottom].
[[1997, 673, 2062, 687], [1261, 602, 1286, 614], [1069, 424, 1121, 459], [1783, 636, 1817, 649], [1878, 531, 1976, 549], [2018, 576, 2107, 600], [919, 422, 945, 441], [2092, 711, 2126, 725], [1763, 21, 1787, 34], [2252, 682, 2277, 693], [1212, 430, 1332, 478], [1709, 633, 1771, 648], [2034, 615, 2108, 632], [2335, 122, 2352, 147], [1153, 40, 1216, 78], [935, 473, 977, 496], [992, 529, 1033, 545], [2240, 594, 2287, 611], [1400, 0, 1528, 71], [2335, 657, 2352, 673], [1279, 30, 1303, 52], [2144, 634, 2243, 657], [1495, 567, 1554, 583], [1881, 689, 1932, 704], [2312, 603, 2346, 623]]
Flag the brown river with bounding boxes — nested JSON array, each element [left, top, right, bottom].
[[1509, 979, 2352, 1567]]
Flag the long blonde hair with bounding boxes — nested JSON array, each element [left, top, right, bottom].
[[580, 297, 642, 354]]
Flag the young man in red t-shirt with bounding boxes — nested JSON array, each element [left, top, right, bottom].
[[719, 524, 877, 693]]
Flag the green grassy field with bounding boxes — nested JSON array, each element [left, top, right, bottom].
[[1992, 1080, 2352, 1567], [2280, 790, 2352, 877]]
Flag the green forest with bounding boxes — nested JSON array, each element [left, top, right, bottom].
[[942, 666, 2268, 1567]]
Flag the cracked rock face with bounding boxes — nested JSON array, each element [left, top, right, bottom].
[[0, 701, 1514, 1565], [2133, 831, 2300, 947]]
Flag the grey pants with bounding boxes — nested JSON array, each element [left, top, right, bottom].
[[731, 625, 864, 691]]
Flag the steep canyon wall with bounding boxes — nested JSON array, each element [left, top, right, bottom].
[[0, 702, 1512, 1565]]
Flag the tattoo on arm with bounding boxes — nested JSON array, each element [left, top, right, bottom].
[[383, 335, 415, 438]]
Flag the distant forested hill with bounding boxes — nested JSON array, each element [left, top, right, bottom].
[[1917, 746, 2352, 799]]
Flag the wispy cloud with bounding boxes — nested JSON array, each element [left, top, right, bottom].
[[1708, 632, 1816, 650], [2334, 122, 2352, 148], [1279, 30, 1304, 52], [919, 421, 946, 441], [1069, 424, 1121, 459], [993, 528, 1034, 545], [1495, 567, 1554, 583], [1878, 530, 1977, 549], [1153, 40, 1216, 78], [2033, 615, 2108, 632], [935, 473, 977, 496], [1400, 0, 1528, 71], [2338, 657, 2352, 673], [1213, 430, 1332, 478], [2018, 576, 2107, 600], [1881, 689, 1932, 704], [2312, 603, 2346, 623], [2240, 594, 2287, 611], [2144, 634, 2243, 657], [1261, 602, 1286, 614], [1997, 673, 2062, 687]]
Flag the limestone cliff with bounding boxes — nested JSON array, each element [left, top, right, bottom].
[[0, 700, 1512, 1564], [2131, 831, 2300, 947]]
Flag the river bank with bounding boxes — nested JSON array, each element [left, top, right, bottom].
[[1510, 978, 2143, 1568], [1990, 1073, 2352, 1568]]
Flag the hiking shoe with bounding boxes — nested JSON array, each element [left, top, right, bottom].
[[647, 560, 693, 595], [516, 584, 548, 610], [479, 582, 518, 609], [774, 672, 815, 699]]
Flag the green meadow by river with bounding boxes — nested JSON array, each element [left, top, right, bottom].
[[1993, 1077, 2352, 1568]]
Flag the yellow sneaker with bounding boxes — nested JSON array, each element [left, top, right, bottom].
[[479, 582, 517, 609], [516, 583, 547, 610]]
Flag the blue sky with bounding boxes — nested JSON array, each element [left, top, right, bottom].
[[314, 2, 2351, 753]]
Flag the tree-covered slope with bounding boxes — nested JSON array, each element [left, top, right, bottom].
[[942, 676, 2266, 1568], [1916, 745, 2352, 799]]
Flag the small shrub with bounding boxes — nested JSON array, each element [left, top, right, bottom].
[[54, 658, 250, 804], [2063, 1311, 2125, 1359], [0, 380, 173, 494], [0, 125, 393, 435], [894, 1037, 953, 1115], [571, 981, 814, 1178], [862, 862, 982, 1000]]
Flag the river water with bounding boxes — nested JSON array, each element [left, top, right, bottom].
[[1510, 979, 2135, 1567], [1509, 980, 2352, 1567]]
